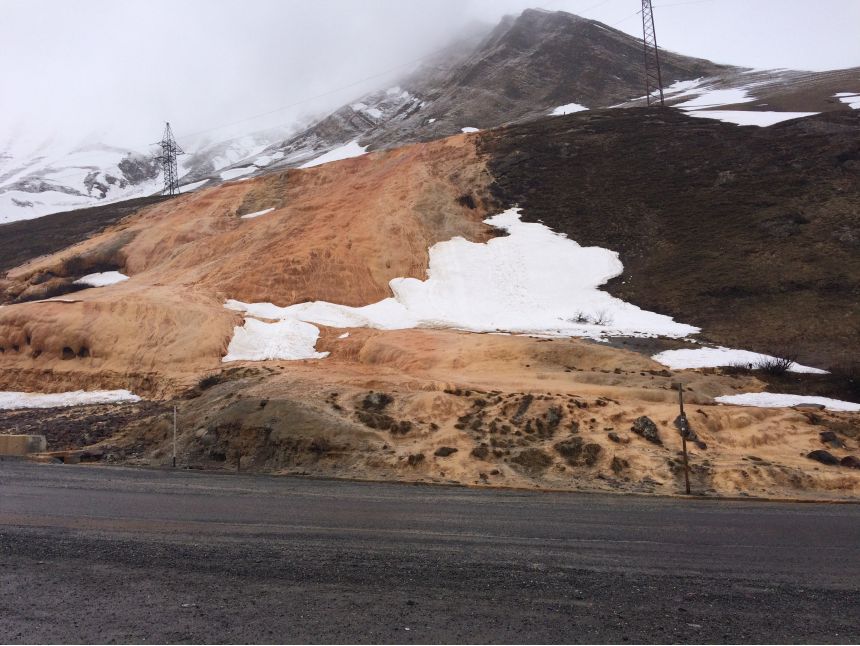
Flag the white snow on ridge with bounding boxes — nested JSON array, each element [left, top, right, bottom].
[[240, 207, 275, 220], [673, 87, 753, 110], [686, 110, 819, 127], [550, 103, 588, 116], [179, 179, 210, 192], [715, 393, 860, 413], [461, 127, 480, 133], [0, 389, 141, 410], [220, 167, 255, 181], [653, 347, 827, 374], [223, 208, 698, 362], [299, 141, 368, 169], [835, 92, 860, 109], [73, 271, 129, 287]]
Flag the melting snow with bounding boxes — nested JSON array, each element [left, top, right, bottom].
[[550, 103, 588, 116], [461, 127, 479, 133], [0, 389, 141, 410], [686, 110, 819, 127], [835, 92, 860, 109], [179, 179, 210, 192], [73, 271, 129, 287], [338, 332, 350, 339], [222, 208, 698, 362], [652, 347, 827, 374], [715, 393, 860, 413], [220, 167, 254, 181], [223, 317, 328, 362], [299, 141, 368, 169], [240, 207, 275, 220], [673, 87, 754, 109]]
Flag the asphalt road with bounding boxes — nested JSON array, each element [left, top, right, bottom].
[[0, 461, 858, 644]]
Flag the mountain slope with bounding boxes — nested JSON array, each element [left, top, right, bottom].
[[3, 8, 859, 224]]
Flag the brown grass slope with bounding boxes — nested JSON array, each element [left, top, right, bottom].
[[481, 107, 860, 367]]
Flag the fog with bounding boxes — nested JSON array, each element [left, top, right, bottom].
[[1, 0, 858, 154]]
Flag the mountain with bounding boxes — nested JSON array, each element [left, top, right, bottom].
[[4, 8, 858, 225], [2, 104, 858, 499]]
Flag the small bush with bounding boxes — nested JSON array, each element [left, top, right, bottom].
[[753, 354, 796, 376], [591, 309, 614, 326], [198, 374, 221, 390]]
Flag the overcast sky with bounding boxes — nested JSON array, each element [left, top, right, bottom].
[[2, 0, 858, 153]]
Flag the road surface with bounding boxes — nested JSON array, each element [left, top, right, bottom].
[[0, 460, 857, 643]]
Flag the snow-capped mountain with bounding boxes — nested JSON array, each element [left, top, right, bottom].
[[2, 8, 858, 225]]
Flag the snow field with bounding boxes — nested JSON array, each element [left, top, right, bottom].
[[652, 347, 827, 374], [220, 167, 255, 181], [715, 393, 860, 413], [835, 92, 860, 109], [299, 141, 368, 168], [686, 111, 819, 127], [73, 271, 129, 287], [550, 103, 588, 116], [0, 389, 141, 410], [222, 208, 698, 362]]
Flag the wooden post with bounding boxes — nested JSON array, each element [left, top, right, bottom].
[[172, 406, 177, 468], [677, 383, 691, 495]]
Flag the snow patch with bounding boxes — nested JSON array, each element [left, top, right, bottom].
[[299, 141, 368, 169], [179, 179, 210, 192], [715, 393, 860, 413], [550, 103, 588, 116], [338, 332, 350, 339], [835, 92, 860, 109], [460, 127, 479, 133], [223, 317, 328, 362], [0, 389, 141, 410], [685, 110, 819, 126], [240, 207, 275, 220], [652, 347, 827, 374], [427, 118, 436, 124], [673, 87, 753, 109], [73, 271, 129, 287], [220, 167, 254, 181], [222, 208, 698, 362]]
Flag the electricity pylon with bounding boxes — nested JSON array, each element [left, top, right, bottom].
[[153, 122, 185, 195], [641, 0, 664, 106]]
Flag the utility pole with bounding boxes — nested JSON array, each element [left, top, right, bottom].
[[641, 0, 665, 106], [172, 405, 177, 468], [153, 122, 185, 196]]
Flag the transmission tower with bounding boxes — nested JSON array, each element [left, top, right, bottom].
[[153, 122, 185, 195], [641, 0, 664, 106]]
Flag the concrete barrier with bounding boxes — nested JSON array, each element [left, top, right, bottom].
[[0, 435, 47, 456]]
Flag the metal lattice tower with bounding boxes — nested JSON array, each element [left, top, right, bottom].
[[641, 0, 664, 106], [153, 122, 185, 195]]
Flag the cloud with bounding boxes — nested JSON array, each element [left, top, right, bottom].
[[1, 0, 858, 154]]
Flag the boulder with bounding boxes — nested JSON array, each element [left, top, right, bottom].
[[840, 455, 860, 469], [631, 416, 662, 445], [434, 446, 458, 457], [806, 449, 839, 465], [819, 430, 845, 449]]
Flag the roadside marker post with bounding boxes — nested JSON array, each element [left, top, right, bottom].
[[673, 382, 692, 495], [172, 406, 177, 468]]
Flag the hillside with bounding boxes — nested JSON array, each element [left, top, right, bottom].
[[1, 109, 859, 500]]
